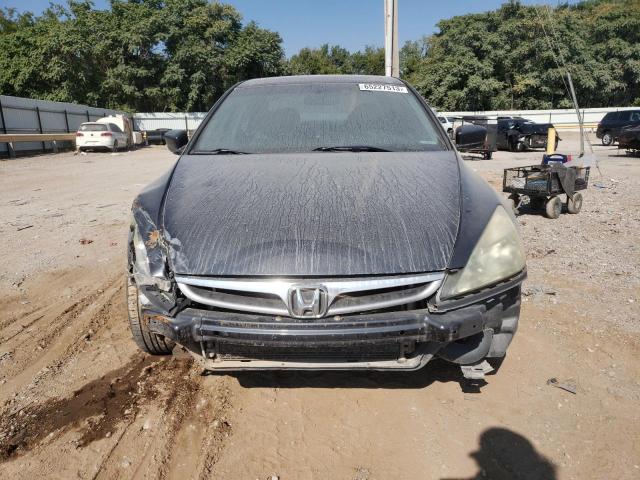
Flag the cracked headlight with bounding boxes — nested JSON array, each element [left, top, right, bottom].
[[440, 206, 525, 299], [130, 217, 172, 292], [132, 224, 152, 278]]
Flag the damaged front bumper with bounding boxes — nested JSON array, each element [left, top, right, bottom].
[[139, 271, 524, 371]]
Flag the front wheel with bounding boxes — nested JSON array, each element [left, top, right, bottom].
[[545, 196, 562, 219], [567, 192, 583, 214], [127, 277, 174, 355], [601, 132, 613, 146]]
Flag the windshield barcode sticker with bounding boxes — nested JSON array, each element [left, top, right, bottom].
[[358, 83, 408, 93]]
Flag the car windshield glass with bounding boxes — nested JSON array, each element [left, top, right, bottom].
[[192, 83, 447, 154], [79, 124, 107, 132]]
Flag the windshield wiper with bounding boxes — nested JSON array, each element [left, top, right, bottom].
[[192, 148, 250, 155], [312, 145, 392, 152]]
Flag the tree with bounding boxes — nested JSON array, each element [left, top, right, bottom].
[[404, 0, 640, 110], [287, 44, 384, 76], [0, 0, 285, 111], [1, 0, 638, 111]]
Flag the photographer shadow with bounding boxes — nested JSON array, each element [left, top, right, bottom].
[[442, 428, 557, 480]]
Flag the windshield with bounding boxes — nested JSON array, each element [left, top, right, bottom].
[[79, 123, 107, 132], [192, 82, 448, 154]]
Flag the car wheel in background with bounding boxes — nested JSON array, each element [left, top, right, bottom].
[[601, 132, 613, 146], [567, 192, 583, 214], [514, 141, 526, 152], [127, 277, 174, 355], [112, 140, 119, 152], [545, 196, 562, 219]]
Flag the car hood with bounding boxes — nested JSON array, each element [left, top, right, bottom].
[[162, 151, 461, 276]]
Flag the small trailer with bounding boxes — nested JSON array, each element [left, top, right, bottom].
[[503, 163, 590, 219], [453, 115, 498, 160]]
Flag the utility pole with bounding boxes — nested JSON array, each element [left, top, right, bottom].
[[384, 0, 399, 77]]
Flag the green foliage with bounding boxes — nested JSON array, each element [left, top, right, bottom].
[[0, 0, 285, 111], [287, 44, 384, 76], [1, 0, 638, 111], [405, 0, 640, 110]]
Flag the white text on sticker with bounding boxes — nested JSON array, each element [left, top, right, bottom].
[[358, 83, 408, 93]]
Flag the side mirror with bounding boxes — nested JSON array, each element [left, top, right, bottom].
[[164, 129, 189, 155]]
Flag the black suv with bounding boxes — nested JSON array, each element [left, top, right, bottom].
[[596, 110, 640, 146]]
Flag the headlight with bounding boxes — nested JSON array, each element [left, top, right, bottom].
[[130, 216, 172, 292], [132, 223, 151, 278], [440, 206, 525, 299]]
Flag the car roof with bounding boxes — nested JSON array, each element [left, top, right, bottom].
[[238, 75, 406, 88]]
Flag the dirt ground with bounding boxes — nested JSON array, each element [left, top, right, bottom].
[[0, 132, 638, 480]]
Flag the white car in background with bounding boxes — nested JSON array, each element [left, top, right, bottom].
[[76, 122, 128, 152], [437, 115, 455, 138]]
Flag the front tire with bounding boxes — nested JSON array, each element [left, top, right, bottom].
[[127, 277, 174, 355], [567, 192, 583, 214], [545, 196, 562, 219], [601, 132, 613, 146]]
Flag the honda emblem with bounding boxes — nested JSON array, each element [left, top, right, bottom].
[[287, 286, 328, 318]]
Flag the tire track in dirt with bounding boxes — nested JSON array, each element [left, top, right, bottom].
[[86, 359, 235, 480], [0, 351, 235, 479], [0, 273, 123, 401]]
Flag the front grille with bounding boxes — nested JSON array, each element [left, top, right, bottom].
[[216, 343, 403, 361], [176, 272, 444, 318]]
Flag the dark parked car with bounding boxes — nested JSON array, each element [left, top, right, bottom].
[[618, 124, 640, 153], [145, 128, 171, 145], [596, 110, 640, 146], [128, 75, 526, 377], [496, 117, 559, 152]]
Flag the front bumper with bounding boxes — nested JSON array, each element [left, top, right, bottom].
[[525, 134, 548, 148], [141, 272, 524, 371]]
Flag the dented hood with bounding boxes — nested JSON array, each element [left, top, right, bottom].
[[162, 151, 461, 276]]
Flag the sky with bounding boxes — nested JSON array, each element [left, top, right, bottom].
[[3, 0, 578, 55]]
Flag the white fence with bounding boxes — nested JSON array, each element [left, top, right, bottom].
[[439, 106, 638, 129], [0, 95, 121, 156], [135, 106, 638, 134], [3, 99, 637, 157], [133, 112, 207, 132]]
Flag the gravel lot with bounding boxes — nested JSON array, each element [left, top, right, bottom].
[[0, 132, 638, 479]]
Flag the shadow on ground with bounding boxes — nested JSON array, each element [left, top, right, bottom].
[[211, 358, 502, 393], [442, 427, 557, 480]]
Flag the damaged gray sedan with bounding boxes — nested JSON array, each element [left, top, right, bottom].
[[128, 75, 526, 378]]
